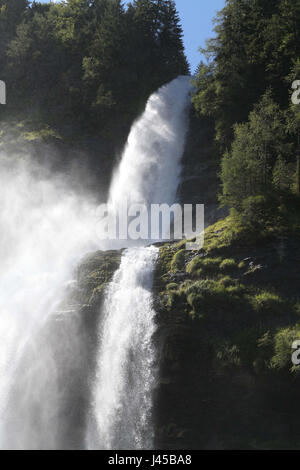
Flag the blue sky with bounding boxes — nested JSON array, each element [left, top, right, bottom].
[[172, 0, 225, 72], [40, 0, 225, 72]]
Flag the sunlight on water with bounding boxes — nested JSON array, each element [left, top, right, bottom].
[[0, 76, 191, 450], [90, 76, 191, 449]]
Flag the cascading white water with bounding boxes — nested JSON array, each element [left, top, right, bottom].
[[90, 247, 159, 450], [0, 156, 100, 449], [0, 75, 191, 450], [91, 76, 191, 449], [109, 76, 191, 212]]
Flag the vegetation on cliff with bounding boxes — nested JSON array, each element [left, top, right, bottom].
[[192, 0, 300, 229], [0, 0, 188, 139], [0, 0, 189, 194], [154, 218, 300, 449]]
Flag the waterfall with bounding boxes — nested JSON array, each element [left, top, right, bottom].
[[0, 75, 191, 450], [90, 76, 191, 449], [0, 157, 100, 449], [109, 76, 191, 212], [90, 247, 159, 449]]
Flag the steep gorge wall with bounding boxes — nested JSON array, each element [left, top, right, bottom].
[[152, 232, 300, 449]]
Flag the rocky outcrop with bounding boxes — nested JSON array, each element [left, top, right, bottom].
[[153, 221, 300, 449], [71, 250, 122, 334], [179, 113, 228, 227]]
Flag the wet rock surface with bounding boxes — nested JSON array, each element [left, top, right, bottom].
[[153, 234, 300, 450]]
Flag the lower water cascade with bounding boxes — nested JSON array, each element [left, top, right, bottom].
[[89, 246, 159, 450], [0, 76, 191, 450]]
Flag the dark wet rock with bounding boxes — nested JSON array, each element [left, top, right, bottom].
[[153, 233, 300, 450]]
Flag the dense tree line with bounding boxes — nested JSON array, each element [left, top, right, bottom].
[[192, 0, 300, 227], [0, 0, 189, 131]]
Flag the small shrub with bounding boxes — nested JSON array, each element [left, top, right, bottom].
[[187, 256, 222, 276], [226, 284, 246, 296], [186, 256, 203, 274], [183, 279, 238, 314], [202, 257, 222, 272], [184, 279, 218, 296], [242, 195, 277, 230], [252, 291, 285, 315], [218, 277, 245, 296], [171, 249, 185, 272], [220, 258, 236, 272]]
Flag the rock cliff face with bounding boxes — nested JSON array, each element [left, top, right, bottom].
[[152, 220, 300, 450], [72, 250, 122, 346], [179, 113, 227, 227], [0, 119, 126, 198], [60, 249, 122, 414], [147, 111, 300, 450]]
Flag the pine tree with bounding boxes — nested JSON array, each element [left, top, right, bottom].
[[220, 91, 287, 209], [192, 0, 300, 149], [157, 0, 189, 78], [132, 0, 189, 89], [83, 0, 130, 110]]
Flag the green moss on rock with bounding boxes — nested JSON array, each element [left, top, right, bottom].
[[170, 249, 186, 272], [77, 250, 121, 306], [154, 217, 300, 450]]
